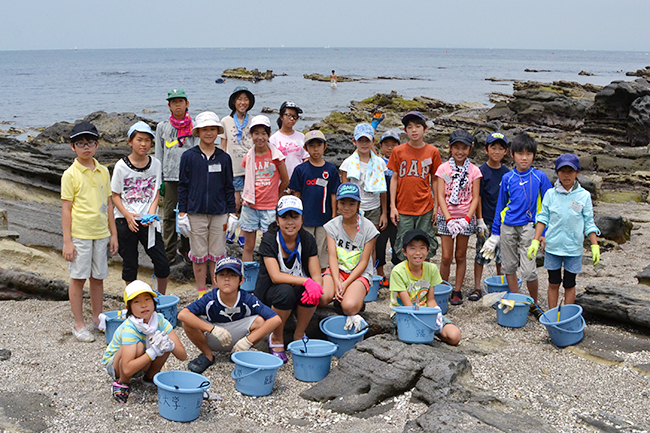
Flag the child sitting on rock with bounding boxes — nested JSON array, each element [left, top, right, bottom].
[[389, 229, 461, 345]]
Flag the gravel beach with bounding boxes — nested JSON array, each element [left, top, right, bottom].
[[0, 200, 649, 432]]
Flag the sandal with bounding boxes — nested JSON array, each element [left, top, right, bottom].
[[379, 277, 389, 289], [188, 353, 215, 374], [450, 291, 463, 305], [468, 289, 483, 302], [112, 381, 130, 404], [267, 334, 288, 363]]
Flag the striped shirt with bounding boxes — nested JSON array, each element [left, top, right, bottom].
[[102, 313, 172, 366]]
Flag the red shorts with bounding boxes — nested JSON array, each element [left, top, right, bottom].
[[323, 268, 370, 293]]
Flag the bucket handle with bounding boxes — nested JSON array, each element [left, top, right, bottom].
[[483, 277, 523, 294], [408, 312, 438, 332], [231, 367, 262, 380], [546, 315, 585, 333]]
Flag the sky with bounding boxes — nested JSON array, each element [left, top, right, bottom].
[[3, 0, 650, 51]]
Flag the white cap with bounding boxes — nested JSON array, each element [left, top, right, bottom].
[[249, 115, 271, 131], [277, 195, 303, 216], [192, 111, 224, 136], [123, 280, 157, 304]]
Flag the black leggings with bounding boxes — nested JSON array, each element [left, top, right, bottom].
[[547, 268, 576, 289], [375, 220, 397, 267], [116, 219, 170, 282]]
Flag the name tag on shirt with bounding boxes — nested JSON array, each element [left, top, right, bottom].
[[208, 164, 222, 173], [569, 202, 583, 213], [422, 157, 432, 167], [441, 172, 452, 184], [100, 203, 108, 213], [316, 178, 328, 187]]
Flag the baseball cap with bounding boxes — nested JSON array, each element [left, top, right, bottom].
[[228, 86, 255, 112], [277, 195, 303, 216], [123, 280, 157, 304], [402, 229, 430, 250], [304, 130, 326, 145], [280, 101, 303, 115], [448, 130, 474, 147], [354, 123, 375, 141], [380, 130, 401, 144], [401, 111, 427, 127], [192, 111, 224, 136], [336, 182, 361, 202], [166, 88, 187, 100], [249, 115, 271, 131], [485, 132, 509, 147], [214, 256, 243, 276], [70, 121, 99, 140], [127, 121, 155, 139], [555, 153, 581, 171]]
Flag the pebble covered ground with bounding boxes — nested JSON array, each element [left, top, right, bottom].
[[0, 201, 649, 432]]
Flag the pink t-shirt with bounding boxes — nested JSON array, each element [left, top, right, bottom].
[[241, 149, 282, 210], [269, 131, 308, 179], [435, 161, 482, 219]]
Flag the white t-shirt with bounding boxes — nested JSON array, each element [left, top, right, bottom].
[[219, 115, 253, 178], [340, 159, 381, 212], [323, 215, 379, 282], [269, 130, 309, 180], [111, 156, 162, 219]]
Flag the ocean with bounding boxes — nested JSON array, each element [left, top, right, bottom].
[[2, 47, 648, 131]]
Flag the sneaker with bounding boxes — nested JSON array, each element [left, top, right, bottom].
[[379, 277, 389, 289], [73, 327, 95, 342], [142, 375, 156, 387], [112, 381, 130, 404], [188, 354, 215, 374], [450, 291, 463, 306]]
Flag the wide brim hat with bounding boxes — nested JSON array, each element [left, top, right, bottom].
[[228, 86, 255, 112], [192, 111, 224, 136]]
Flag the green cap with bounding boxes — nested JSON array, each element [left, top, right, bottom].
[[167, 88, 187, 100]]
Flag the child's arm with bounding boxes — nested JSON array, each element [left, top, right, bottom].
[[292, 191, 301, 199], [436, 175, 452, 221], [263, 256, 312, 287], [107, 197, 119, 256], [61, 200, 75, 262], [390, 171, 399, 225], [177, 155, 189, 216], [112, 193, 139, 233], [331, 193, 337, 219], [167, 329, 187, 361], [277, 161, 289, 195], [119, 343, 157, 378], [341, 237, 376, 290], [430, 174, 438, 222], [325, 233, 343, 295], [532, 222, 546, 241], [476, 200, 483, 219], [467, 178, 481, 219], [398, 291, 413, 307], [341, 171, 349, 183], [177, 308, 214, 334], [379, 192, 388, 230]]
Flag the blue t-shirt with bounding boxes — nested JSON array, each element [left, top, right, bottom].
[[479, 162, 510, 228], [185, 289, 277, 323], [288, 160, 341, 227]]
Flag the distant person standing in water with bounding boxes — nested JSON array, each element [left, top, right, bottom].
[[330, 70, 338, 89]]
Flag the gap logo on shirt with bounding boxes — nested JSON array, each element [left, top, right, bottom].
[[399, 159, 430, 179]]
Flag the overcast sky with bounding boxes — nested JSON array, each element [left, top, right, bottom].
[[3, 0, 649, 51]]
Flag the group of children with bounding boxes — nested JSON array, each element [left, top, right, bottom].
[[61, 86, 599, 404]]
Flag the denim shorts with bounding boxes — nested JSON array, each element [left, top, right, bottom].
[[238, 205, 275, 233], [233, 176, 245, 192], [544, 252, 582, 274]]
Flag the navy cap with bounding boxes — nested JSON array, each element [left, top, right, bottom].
[[449, 130, 474, 146], [401, 111, 427, 127], [402, 229, 430, 250], [214, 256, 243, 276], [70, 121, 99, 140], [336, 182, 361, 202], [380, 130, 401, 144], [555, 153, 581, 171], [486, 132, 509, 147]]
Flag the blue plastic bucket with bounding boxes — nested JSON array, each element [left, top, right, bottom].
[[392, 306, 441, 344], [104, 310, 127, 344], [287, 339, 337, 382], [434, 280, 453, 314], [231, 351, 283, 396], [157, 295, 180, 328], [539, 304, 585, 347], [482, 275, 522, 294], [365, 275, 382, 302], [153, 371, 211, 422], [240, 262, 260, 293], [496, 293, 532, 328], [319, 315, 368, 357]]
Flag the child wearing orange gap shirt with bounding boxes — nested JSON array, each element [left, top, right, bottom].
[[387, 111, 441, 263]]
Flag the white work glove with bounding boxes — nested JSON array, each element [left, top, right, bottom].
[[447, 219, 463, 239], [480, 234, 500, 260], [157, 334, 175, 353], [476, 218, 488, 241], [498, 299, 516, 314], [344, 314, 364, 332], [146, 343, 163, 361], [177, 214, 191, 237], [210, 325, 232, 347], [430, 306, 443, 331], [231, 336, 253, 353], [226, 213, 238, 242]]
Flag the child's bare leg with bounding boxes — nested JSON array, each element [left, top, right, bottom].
[[439, 235, 454, 282], [426, 286, 437, 307], [146, 352, 171, 379], [116, 342, 150, 383], [88, 277, 104, 326], [182, 320, 214, 361], [526, 279, 539, 304], [234, 191, 242, 214], [294, 306, 316, 341], [319, 274, 335, 306], [192, 262, 207, 291], [506, 274, 519, 293], [473, 262, 484, 291], [69, 278, 87, 331], [564, 286, 576, 305], [156, 277, 168, 295], [376, 265, 385, 277], [453, 235, 469, 292], [496, 263, 502, 274], [270, 308, 291, 350], [249, 315, 265, 332], [340, 281, 366, 316], [242, 230, 256, 262], [438, 323, 461, 346], [548, 283, 561, 309]]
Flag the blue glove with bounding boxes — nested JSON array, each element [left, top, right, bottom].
[[141, 214, 160, 225]]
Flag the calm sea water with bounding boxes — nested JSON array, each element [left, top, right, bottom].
[[2, 47, 649, 130]]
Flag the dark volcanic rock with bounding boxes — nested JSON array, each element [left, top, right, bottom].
[[636, 264, 650, 286], [627, 94, 650, 146], [593, 214, 632, 244], [576, 284, 650, 330], [0, 267, 69, 301]]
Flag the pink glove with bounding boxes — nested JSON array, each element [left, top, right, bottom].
[[301, 278, 323, 306]]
